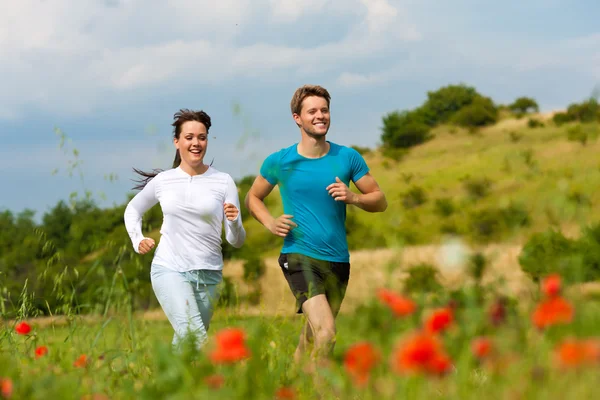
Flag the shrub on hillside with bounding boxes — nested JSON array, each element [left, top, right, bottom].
[[434, 198, 455, 217], [451, 96, 498, 128], [554, 98, 600, 126], [509, 97, 539, 115], [403, 263, 442, 294], [519, 225, 600, 284], [421, 83, 479, 124], [402, 186, 428, 209], [527, 118, 544, 128], [381, 110, 432, 149], [462, 177, 493, 200], [468, 203, 530, 242], [242, 253, 266, 283], [552, 112, 574, 126]]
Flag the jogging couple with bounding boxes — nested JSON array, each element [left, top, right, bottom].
[[123, 84, 387, 365]]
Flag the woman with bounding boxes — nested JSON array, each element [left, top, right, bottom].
[[124, 109, 246, 350]]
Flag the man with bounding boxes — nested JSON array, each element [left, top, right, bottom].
[[245, 84, 387, 364]]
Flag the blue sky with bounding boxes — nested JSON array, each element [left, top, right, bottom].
[[1, 0, 599, 221]]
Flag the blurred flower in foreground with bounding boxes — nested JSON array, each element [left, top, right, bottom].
[[532, 296, 574, 329], [554, 337, 600, 368], [0, 378, 12, 399], [471, 337, 493, 360], [488, 297, 507, 327], [275, 386, 296, 400], [377, 288, 416, 317], [391, 331, 452, 376], [73, 354, 88, 368], [203, 374, 225, 389], [210, 328, 251, 364], [425, 307, 454, 334], [35, 346, 48, 359], [542, 274, 562, 298], [15, 322, 31, 335], [344, 342, 380, 386]]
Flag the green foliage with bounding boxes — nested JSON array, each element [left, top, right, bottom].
[[468, 203, 530, 242], [567, 124, 588, 145], [462, 177, 493, 200], [380, 110, 432, 149], [422, 83, 479, 124], [451, 95, 498, 128], [403, 263, 442, 294], [527, 118, 544, 128], [554, 98, 600, 125], [242, 254, 266, 283], [468, 252, 488, 283], [519, 224, 600, 284], [401, 186, 428, 209], [434, 198, 455, 217], [509, 97, 539, 115]]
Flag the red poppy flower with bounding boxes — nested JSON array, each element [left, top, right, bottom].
[[15, 322, 31, 335], [203, 374, 225, 389], [35, 346, 48, 359], [209, 328, 251, 364], [532, 296, 574, 329], [0, 378, 12, 399], [471, 337, 493, 359], [275, 387, 296, 400], [377, 288, 416, 317], [73, 354, 88, 368], [344, 342, 380, 385], [542, 274, 561, 298], [554, 338, 600, 368], [391, 331, 453, 376], [425, 307, 453, 334]]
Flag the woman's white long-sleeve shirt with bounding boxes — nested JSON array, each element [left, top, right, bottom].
[[123, 166, 246, 272]]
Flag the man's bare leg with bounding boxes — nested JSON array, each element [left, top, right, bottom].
[[295, 293, 347, 366]]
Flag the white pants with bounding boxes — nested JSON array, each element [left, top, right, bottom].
[[150, 264, 220, 349]]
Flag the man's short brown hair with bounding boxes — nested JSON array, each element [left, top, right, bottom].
[[290, 85, 331, 115]]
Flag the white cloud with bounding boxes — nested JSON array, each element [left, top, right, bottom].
[[0, 0, 420, 119], [268, 0, 328, 23]]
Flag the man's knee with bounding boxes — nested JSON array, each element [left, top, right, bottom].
[[314, 325, 336, 346]]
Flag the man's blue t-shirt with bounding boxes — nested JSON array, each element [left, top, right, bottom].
[[259, 141, 369, 263]]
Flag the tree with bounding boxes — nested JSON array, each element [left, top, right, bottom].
[[509, 97, 539, 114], [422, 84, 479, 124], [452, 95, 498, 128], [380, 110, 431, 149]]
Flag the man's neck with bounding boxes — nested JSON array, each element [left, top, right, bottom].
[[297, 133, 329, 159]]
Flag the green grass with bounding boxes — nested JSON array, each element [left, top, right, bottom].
[[2, 282, 600, 400], [346, 119, 600, 247]]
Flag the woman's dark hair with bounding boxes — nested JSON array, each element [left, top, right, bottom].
[[132, 109, 212, 190]]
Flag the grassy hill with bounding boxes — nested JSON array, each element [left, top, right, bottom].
[[345, 113, 600, 247]]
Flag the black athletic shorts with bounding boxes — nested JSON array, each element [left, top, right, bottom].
[[278, 253, 351, 314]]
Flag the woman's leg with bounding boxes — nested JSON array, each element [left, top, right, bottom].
[[150, 264, 210, 349]]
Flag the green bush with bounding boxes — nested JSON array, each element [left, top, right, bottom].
[[451, 95, 498, 128], [380, 110, 432, 149], [242, 254, 266, 283], [403, 263, 442, 294], [553, 112, 574, 126], [217, 276, 239, 307], [402, 186, 428, 209], [434, 198, 455, 217], [567, 124, 588, 145], [509, 97, 539, 115], [527, 118, 544, 128], [462, 177, 493, 200], [421, 83, 479, 124]]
